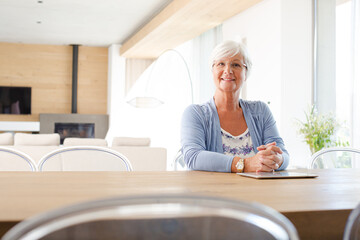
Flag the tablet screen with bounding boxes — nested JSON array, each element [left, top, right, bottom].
[[237, 171, 318, 179]]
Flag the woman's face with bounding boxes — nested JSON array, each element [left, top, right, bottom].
[[212, 54, 247, 94]]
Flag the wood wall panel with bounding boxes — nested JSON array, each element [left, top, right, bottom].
[[77, 46, 108, 114], [0, 42, 108, 122]]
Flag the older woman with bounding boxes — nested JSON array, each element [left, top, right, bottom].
[[181, 40, 289, 173]]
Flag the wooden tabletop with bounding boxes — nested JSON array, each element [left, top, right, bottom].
[[1, 169, 360, 222]]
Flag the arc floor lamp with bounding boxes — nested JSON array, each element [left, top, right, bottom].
[[127, 49, 194, 108]]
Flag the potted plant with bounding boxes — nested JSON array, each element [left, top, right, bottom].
[[296, 105, 349, 155]]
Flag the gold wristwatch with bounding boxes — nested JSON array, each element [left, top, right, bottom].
[[236, 158, 245, 173]]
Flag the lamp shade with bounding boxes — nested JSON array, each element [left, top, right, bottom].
[[127, 97, 164, 108]]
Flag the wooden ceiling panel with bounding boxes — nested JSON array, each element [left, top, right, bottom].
[[120, 0, 263, 58]]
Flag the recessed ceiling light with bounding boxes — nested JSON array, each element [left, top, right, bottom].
[[37, 21, 42, 24], [38, 0, 43, 3]]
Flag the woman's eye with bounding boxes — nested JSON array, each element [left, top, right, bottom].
[[233, 63, 241, 68], [217, 62, 225, 66]]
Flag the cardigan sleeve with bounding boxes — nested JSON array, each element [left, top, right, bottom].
[[180, 105, 233, 172]]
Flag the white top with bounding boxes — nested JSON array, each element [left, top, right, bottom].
[[221, 128, 256, 159]]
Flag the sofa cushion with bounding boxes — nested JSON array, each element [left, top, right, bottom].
[[7, 146, 60, 164], [0, 133, 14, 145], [111, 146, 166, 171], [63, 138, 108, 146], [112, 137, 150, 147], [14, 133, 60, 146]]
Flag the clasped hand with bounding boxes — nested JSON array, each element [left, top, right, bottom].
[[246, 142, 283, 172]]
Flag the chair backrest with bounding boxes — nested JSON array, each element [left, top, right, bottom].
[[63, 138, 108, 146], [173, 149, 188, 171], [38, 146, 133, 171], [0, 147, 37, 171], [309, 147, 360, 169], [344, 203, 360, 240], [2, 194, 299, 240]]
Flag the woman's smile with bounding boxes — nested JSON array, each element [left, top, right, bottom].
[[221, 77, 235, 81]]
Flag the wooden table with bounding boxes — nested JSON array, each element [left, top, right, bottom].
[[1, 169, 360, 239]]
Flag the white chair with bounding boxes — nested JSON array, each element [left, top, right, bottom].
[[173, 149, 188, 171], [2, 194, 300, 240], [0, 146, 37, 171], [38, 146, 132, 171], [343, 203, 360, 240], [309, 147, 360, 169]]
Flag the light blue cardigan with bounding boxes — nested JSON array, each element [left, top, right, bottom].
[[181, 98, 289, 172]]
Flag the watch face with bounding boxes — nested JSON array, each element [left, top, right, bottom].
[[236, 159, 244, 171]]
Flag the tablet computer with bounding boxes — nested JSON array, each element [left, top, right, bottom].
[[237, 171, 318, 179]]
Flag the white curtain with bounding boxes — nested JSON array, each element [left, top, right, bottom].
[[336, 0, 360, 167], [125, 58, 154, 95], [352, 0, 360, 156], [191, 25, 222, 103]]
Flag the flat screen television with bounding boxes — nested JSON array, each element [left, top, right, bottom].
[[0, 86, 31, 114]]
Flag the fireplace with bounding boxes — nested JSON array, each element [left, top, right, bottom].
[[40, 114, 108, 144], [54, 122, 95, 144]]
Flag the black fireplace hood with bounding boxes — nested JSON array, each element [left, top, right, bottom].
[[71, 45, 79, 114]]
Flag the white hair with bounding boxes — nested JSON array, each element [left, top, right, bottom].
[[210, 40, 252, 77]]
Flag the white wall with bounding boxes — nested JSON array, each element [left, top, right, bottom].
[[280, 0, 313, 168], [223, 0, 282, 125], [222, 0, 313, 168], [106, 44, 126, 143]]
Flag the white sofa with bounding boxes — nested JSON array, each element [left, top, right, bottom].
[[0, 133, 167, 171]]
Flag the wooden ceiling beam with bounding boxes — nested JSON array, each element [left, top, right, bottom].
[[120, 0, 263, 59]]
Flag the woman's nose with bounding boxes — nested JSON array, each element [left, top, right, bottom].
[[224, 64, 233, 74]]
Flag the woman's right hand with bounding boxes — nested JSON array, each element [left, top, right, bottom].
[[244, 142, 283, 172]]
